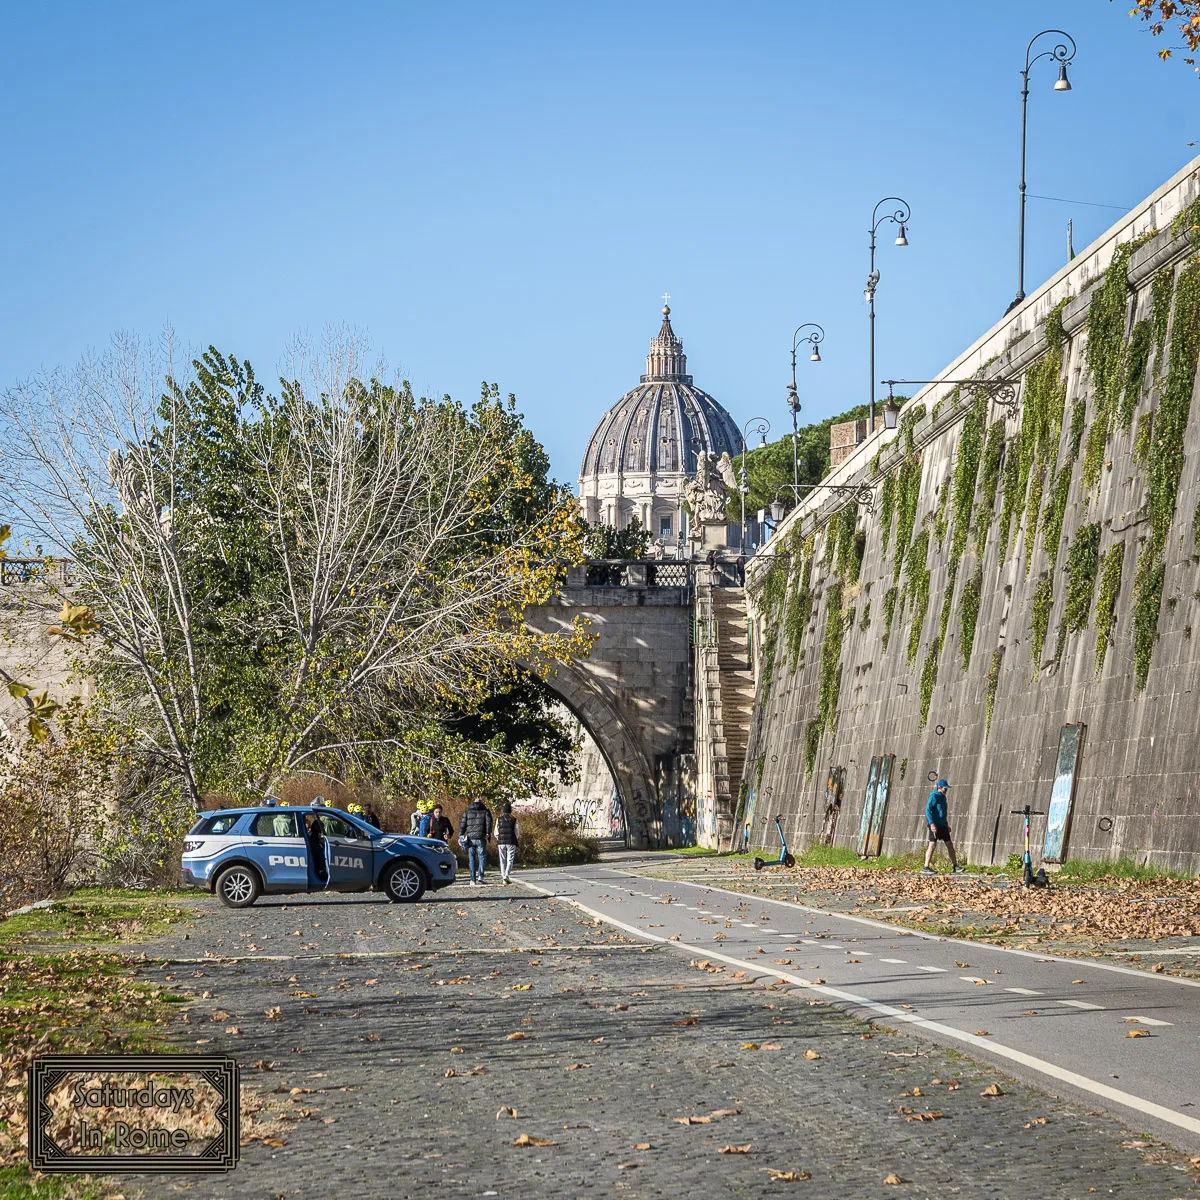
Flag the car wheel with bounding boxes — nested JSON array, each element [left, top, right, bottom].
[[753, 857, 765, 871], [384, 861, 427, 903], [215, 865, 260, 908]]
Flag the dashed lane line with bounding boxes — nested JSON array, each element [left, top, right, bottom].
[[520, 877, 1200, 1143], [1006, 987, 1044, 996], [917, 965, 948, 973], [1127, 1015, 1173, 1026], [1058, 1000, 1105, 1011], [880, 958, 908, 964]]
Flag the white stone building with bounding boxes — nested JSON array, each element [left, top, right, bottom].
[[578, 306, 742, 548]]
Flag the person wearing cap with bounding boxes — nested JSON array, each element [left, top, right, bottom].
[[922, 779, 962, 873]]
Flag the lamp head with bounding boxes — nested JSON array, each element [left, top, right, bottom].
[[1054, 63, 1071, 91], [894, 224, 909, 247], [883, 401, 901, 430], [759, 433, 768, 448], [770, 500, 785, 522], [809, 346, 821, 362]]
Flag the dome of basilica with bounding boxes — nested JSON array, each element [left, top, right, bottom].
[[578, 306, 741, 545]]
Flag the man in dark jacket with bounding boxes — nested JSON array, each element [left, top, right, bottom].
[[496, 802, 519, 884], [922, 779, 961, 873], [459, 799, 494, 885]]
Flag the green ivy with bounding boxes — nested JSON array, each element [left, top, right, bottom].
[[1133, 409, 1154, 465], [1194, 500, 1200, 556], [959, 568, 983, 670], [1146, 262, 1200, 551], [816, 582, 845, 735], [1029, 571, 1053, 680], [1132, 545, 1165, 691], [1093, 542, 1124, 675], [1062, 521, 1101, 635], [880, 474, 896, 554], [783, 549, 814, 665], [803, 719, 821, 780], [892, 456, 923, 583], [919, 640, 939, 729], [949, 390, 986, 571], [1069, 398, 1086, 459], [1119, 319, 1152, 431], [758, 556, 789, 621], [1040, 462, 1072, 566], [1081, 244, 1133, 488], [1151, 265, 1175, 371], [937, 559, 959, 650], [933, 474, 951, 544], [985, 645, 1005, 736], [860, 601, 871, 631], [759, 631, 778, 704], [1024, 467, 1046, 576], [881, 586, 898, 651], [823, 506, 842, 566], [905, 530, 931, 666], [974, 418, 1006, 558]]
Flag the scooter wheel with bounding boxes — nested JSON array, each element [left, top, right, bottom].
[[753, 857, 765, 871], [783, 853, 795, 868]]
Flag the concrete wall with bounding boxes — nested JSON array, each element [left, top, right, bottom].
[[744, 157, 1200, 874]]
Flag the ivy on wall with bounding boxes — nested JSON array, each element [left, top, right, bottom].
[[919, 640, 939, 728], [816, 581, 845, 738], [881, 586, 898, 651], [1133, 410, 1154, 465], [975, 419, 1006, 559], [1093, 542, 1124, 675], [892, 456, 923, 583], [1119, 319, 1153, 431], [1024, 467, 1046, 577], [1069, 398, 1086, 459], [904, 529, 931, 666], [1081, 244, 1133, 489], [1040, 463, 1073, 565], [880, 474, 896, 554], [1151, 265, 1175, 371], [937, 559, 959, 648], [860, 601, 871, 631], [1029, 570, 1053, 680], [1062, 521, 1101, 635], [1132, 544, 1165, 691], [783, 550, 814, 665], [949, 390, 987, 572], [985, 645, 1005, 736], [803, 718, 821, 780], [959, 567, 983, 670]]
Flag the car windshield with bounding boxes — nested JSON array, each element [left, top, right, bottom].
[[191, 812, 242, 835]]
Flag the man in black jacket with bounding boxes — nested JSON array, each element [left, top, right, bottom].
[[458, 799, 494, 885]]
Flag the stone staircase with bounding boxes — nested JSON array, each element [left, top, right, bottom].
[[710, 587, 756, 815]]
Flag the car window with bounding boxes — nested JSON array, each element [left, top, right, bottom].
[[251, 812, 299, 838], [197, 813, 241, 835], [316, 814, 358, 839]]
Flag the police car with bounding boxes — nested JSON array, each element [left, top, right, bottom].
[[180, 799, 457, 908]]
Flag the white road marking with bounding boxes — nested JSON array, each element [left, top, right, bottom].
[[1126, 1015, 1173, 1026], [917, 965, 947, 973], [1006, 987, 1043, 996], [760, 928, 779, 933], [739, 922, 759, 928], [1058, 1000, 1104, 1011], [880, 958, 908, 964], [522, 878, 1200, 1142]]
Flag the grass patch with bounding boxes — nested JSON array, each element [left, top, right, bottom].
[[1056, 856, 1194, 883], [0, 889, 197, 948], [0, 1167, 112, 1199]]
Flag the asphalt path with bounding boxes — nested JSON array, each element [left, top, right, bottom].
[[522, 859, 1200, 1153]]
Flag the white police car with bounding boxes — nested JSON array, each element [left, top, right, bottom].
[[180, 800, 457, 907]]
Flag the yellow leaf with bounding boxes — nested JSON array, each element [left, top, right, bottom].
[[762, 1168, 812, 1181], [740, 1042, 760, 1051], [1125, 1028, 1150, 1038], [718, 1143, 752, 1154], [980, 1083, 1004, 1096], [884, 1173, 904, 1185], [804, 1049, 821, 1061], [512, 1133, 557, 1147]]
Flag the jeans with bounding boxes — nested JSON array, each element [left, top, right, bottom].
[[498, 844, 516, 880], [467, 838, 487, 883]]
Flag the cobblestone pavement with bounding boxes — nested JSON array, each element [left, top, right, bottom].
[[123, 882, 1200, 1200]]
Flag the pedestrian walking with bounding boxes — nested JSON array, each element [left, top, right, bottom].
[[922, 779, 961, 873], [363, 803, 381, 829], [408, 808, 422, 835], [496, 802, 519, 883], [424, 803, 453, 844], [458, 798, 494, 885]]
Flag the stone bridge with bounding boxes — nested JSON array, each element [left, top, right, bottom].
[[525, 560, 694, 849]]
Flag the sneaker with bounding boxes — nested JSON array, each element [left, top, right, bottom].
[[921, 866, 936, 874], [952, 865, 965, 873]]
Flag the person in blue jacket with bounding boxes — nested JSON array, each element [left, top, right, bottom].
[[921, 779, 962, 873]]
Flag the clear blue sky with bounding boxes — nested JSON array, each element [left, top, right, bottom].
[[1, 1, 1195, 487]]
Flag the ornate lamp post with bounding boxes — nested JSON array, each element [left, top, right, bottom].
[[739, 416, 770, 553], [786, 323, 824, 491], [866, 197, 911, 429], [1015, 29, 1076, 306]]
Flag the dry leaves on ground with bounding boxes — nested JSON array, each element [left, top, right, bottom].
[[763, 1168, 812, 1181], [718, 1143, 752, 1154], [803, 1049, 820, 1060], [980, 1083, 1004, 1096], [884, 1173, 904, 1185], [512, 1133, 556, 1147], [1126, 1028, 1151, 1038], [496, 1106, 518, 1119]]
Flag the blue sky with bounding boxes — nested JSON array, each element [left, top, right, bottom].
[[1, 1, 1195, 487]]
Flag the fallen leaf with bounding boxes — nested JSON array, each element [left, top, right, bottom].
[[262, 1137, 287, 1148], [512, 1133, 557, 1147], [1024, 1116, 1047, 1127], [496, 1106, 518, 1119], [974, 1030, 990, 1037], [954, 961, 969, 969], [674, 1017, 698, 1026], [761, 1042, 782, 1051], [510, 983, 532, 991], [224, 1026, 240, 1035], [812, 978, 826, 985], [565, 1063, 590, 1071], [1152, 963, 1165, 973], [740, 1042, 761, 1051], [617, 1161, 643, 1171], [803, 1049, 821, 1061], [980, 1083, 1004, 1096], [1071, 979, 1084, 985], [1126, 1028, 1150, 1038], [668, 934, 680, 941], [762, 1168, 812, 1181], [505, 1032, 526, 1041], [884, 1173, 904, 1185], [263, 1007, 281, 1020], [634, 1142, 652, 1150], [673, 1115, 712, 1125], [709, 1108, 740, 1117], [718, 1143, 752, 1154], [904, 1111, 945, 1122]]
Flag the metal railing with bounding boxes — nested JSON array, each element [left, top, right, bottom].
[[0, 558, 77, 587], [576, 559, 691, 588]]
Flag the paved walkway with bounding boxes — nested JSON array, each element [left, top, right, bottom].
[[115, 878, 1200, 1198]]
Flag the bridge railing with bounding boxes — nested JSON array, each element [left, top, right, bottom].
[[0, 558, 78, 588], [566, 559, 692, 589]]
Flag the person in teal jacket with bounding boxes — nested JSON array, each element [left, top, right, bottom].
[[921, 779, 962, 873]]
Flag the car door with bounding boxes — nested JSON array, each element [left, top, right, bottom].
[[318, 813, 374, 891], [245, 811, 309, 892]]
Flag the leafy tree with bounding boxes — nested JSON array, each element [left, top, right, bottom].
[[1123, 0, 1200, 71], [579, 515, 653, 559]]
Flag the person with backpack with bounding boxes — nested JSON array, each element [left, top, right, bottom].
[[496, 803, 519, 884], [458, 798, 494, 885], [424, 803, 453, 844]]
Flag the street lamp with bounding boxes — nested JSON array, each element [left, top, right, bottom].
[[787, 323, 824, 492], [866, 196, 912, 430], [739, 416, 770, 554], [1015, 28, 1076, 306]]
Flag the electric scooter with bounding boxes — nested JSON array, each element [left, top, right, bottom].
[[753, 814, 796, 871], [1010, 804, 1049, 887]]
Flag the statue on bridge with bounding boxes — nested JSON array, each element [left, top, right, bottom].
[[684, 451, 735, 524]]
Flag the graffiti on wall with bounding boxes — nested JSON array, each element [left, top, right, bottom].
[[569, 790, 626, 839]]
